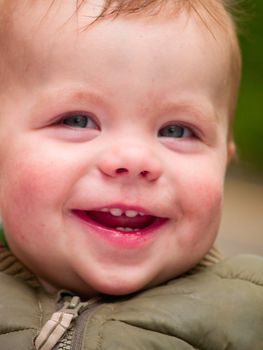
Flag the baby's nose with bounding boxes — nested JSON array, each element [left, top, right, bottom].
[[97, 142, 162, 182]]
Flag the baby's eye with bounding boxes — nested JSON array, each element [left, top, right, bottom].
[[62, 114, 98, 129], [158, 124, 193, 138]]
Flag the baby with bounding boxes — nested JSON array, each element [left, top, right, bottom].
[[0, 1, 262, 349]]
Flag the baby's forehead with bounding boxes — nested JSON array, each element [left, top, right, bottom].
[[1, 0, 238, 58], [0, 0, 240, 119], [0, 1, 234, 78]]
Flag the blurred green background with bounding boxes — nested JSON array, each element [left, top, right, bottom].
[[234, 0, 263, 170]]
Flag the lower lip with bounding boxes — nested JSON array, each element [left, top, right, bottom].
[[71, 210, 168, 248]]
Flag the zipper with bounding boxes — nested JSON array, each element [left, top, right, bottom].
[[56, 327, 74, 350], [55, 299, 100, 350], [34, 294, 100, 350]]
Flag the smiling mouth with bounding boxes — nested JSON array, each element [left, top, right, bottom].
[[73, 208, 165, 233]]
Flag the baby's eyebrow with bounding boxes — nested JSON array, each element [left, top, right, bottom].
[[28, 87, 114, 124], [61, 89, 106, 106], [34, 87, 109, 109], [158, 100, 219, 124]]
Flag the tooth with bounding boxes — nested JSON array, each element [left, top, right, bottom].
[[124, 227, 134, 232], [125, 210, 138, 218], [116, 227, 135, 232], [110, 208, 123, 216], [101, 208, 109, 212], [139, 212, 145, 216]]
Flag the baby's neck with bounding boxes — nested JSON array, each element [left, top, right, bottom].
[[38, 278, 59, 294]]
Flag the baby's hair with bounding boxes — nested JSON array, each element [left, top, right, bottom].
[[68, 0, 243, 31], [0, 0, 243, 34]]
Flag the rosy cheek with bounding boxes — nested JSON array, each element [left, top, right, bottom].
[[6, 152, 68, 205], [1, 155, 57, 236], [1, 175, 55, 257], [195, 179, 223, 212], [178, 174, 223, 246], [4, 165, 48, 210], [186, 159, 224, 211]]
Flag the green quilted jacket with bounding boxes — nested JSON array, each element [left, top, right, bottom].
[[0, 247, 263, 350]]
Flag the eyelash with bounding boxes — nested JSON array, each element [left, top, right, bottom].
[[56, 113, 100, 130], [158, 124, 195, 139]]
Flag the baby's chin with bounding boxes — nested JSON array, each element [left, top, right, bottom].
[[37, 261, 188, 297], [78, 276, 153, 297], [37, 273, 148, 297], [76, 269, 183, 297]]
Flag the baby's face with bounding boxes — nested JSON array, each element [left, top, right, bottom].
[[0, 2, 234, 295]]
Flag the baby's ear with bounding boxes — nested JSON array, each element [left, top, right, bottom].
[[227, 141, 236, 163]]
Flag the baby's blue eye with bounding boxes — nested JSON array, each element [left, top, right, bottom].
[[62, 114, 97, 129], [158, 125, 192, 138]]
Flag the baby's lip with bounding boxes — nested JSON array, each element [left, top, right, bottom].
[[71, 204, 168, 232]]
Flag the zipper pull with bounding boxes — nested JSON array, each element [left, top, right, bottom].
[[34, 296, 82, 350]]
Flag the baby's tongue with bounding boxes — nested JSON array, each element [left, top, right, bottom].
[[86, 211, 155, 229]]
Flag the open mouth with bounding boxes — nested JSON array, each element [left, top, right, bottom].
[[73, 207, 165, 233]]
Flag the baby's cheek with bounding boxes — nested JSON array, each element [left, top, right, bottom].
[[1, 157, 59, 236], [195, 179, 223, 212], [1, 172, 62, 267], [4, 156, 64, 209], [188, 161, 224, 208], [181, 175, 223, 244]]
